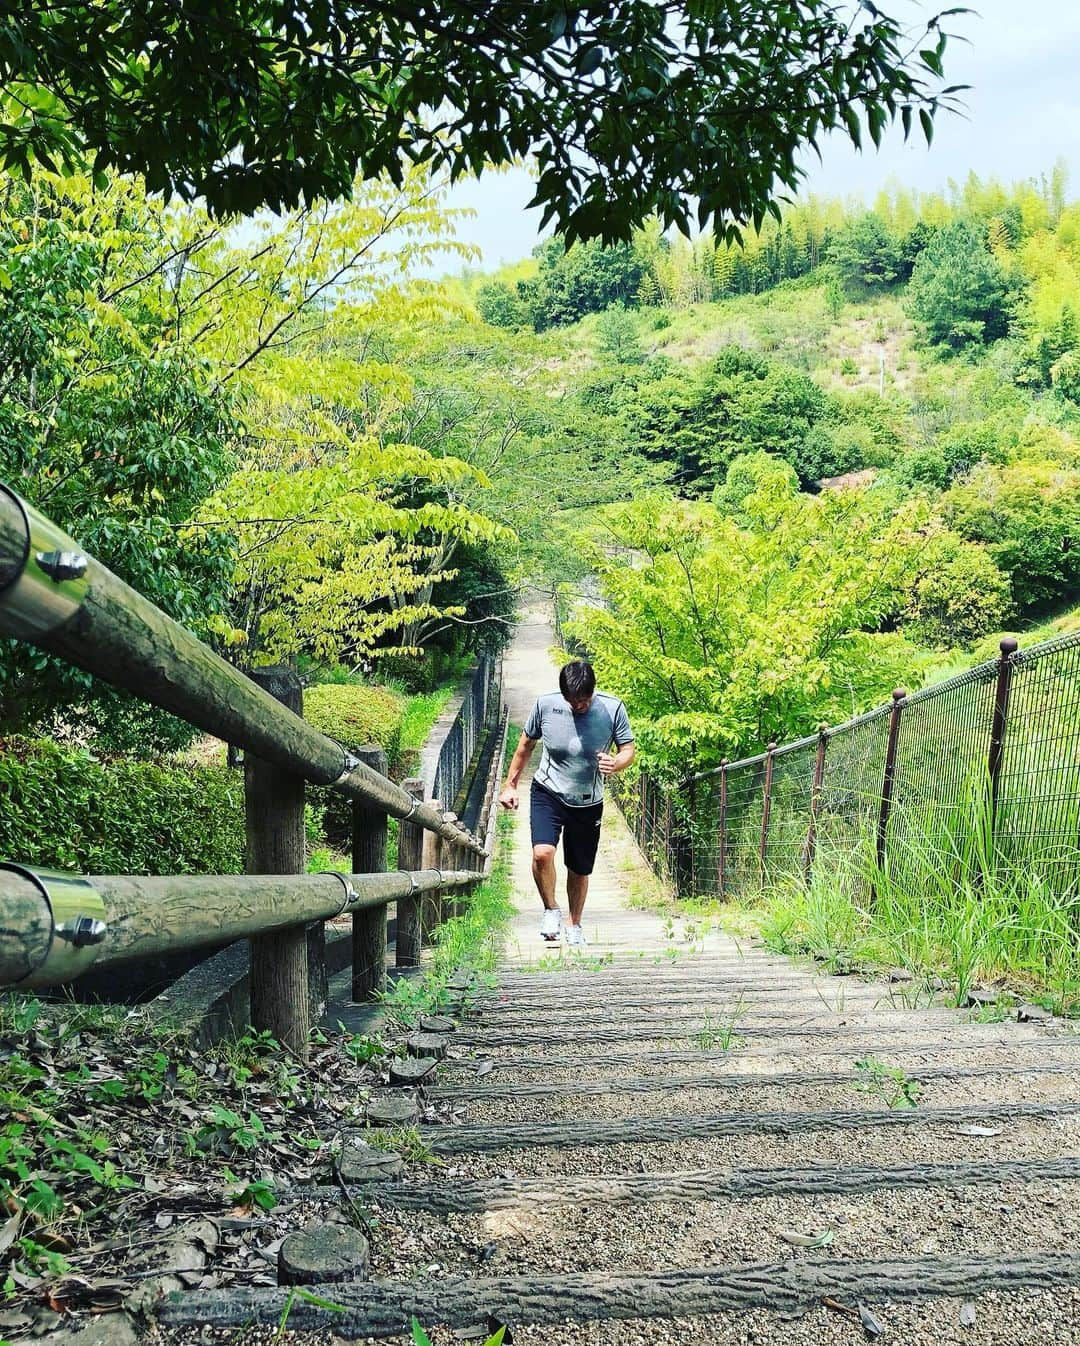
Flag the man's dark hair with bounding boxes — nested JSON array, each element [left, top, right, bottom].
[[559, 660, 596, 701]]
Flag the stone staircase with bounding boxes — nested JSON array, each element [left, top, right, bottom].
[[159, 943, 1080, 1344]]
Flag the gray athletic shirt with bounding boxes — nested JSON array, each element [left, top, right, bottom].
[[524, 692, 634, 807]]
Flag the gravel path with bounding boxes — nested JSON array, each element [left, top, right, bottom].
[[367, 1176, 1080, 1279], [453, 1067, 1080, 1124]]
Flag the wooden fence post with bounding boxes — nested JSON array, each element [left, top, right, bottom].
[[395, 779, 425, 968], [801, 725, 829, 887], [350, 745, 388, 1003], [987, 637, 1019, 833], [423, 806, 453, 937], [758, 744, 777, 890], [872, 689, 907, 902], [438, 815, 465, 920], [245, 666, 311, 1059], [717, 761, 728, 899]]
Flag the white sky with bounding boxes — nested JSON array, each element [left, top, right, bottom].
[[440, 0, 1080, 271]]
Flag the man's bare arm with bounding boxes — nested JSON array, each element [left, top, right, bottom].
[[597, 742, 636, 776], [499, 733, 539, 811]]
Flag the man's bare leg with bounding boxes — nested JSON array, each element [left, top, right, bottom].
[[567, 870, 589, 927], [532, 844, 558, 910]]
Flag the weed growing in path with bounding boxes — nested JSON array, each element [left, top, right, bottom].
[[853, 1056, 922, 1109], [365, 1126, 440, 1165], [696, 1006, 744, 1052], [412, 1318, 505, 1346]]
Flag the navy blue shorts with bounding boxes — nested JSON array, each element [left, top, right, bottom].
[[530, 781, 604, 876]]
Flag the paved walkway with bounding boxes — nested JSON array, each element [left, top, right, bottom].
[[499, 596, 728, 965]]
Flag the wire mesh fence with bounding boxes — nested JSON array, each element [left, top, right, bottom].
[[432, 655, 502, 812], [615, 631, 1080, 903]]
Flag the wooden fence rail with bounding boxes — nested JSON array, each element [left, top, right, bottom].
[[0, 485, 482, 854], [0, 866, 478, 993], [0, 480, 503, 1050]]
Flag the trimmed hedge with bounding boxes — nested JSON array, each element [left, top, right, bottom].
[[302, 684, 405, 765], [302, 684, 407, 847], [0, 736, 244, 874]]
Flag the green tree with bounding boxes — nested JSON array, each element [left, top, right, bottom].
[[829, 212, 908, 291], [906, 220, 1017, 350], [943, 459, 1080, 614], [712, 452, 799, 521], [1, 3, 964, 240], [905, 536, 1012, 648], [615, 346, 837, 490], [521, 237, 644, 330], [0, 172, 236, 742], [565, 490, 926, 767], [476, 281, 528, 329], [595, 305, 644, 365]]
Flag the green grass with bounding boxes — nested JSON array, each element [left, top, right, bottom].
[[399, 687, 456, 752], [750, 796, 1080, 1015], [380, 803, 516, 1020], [381, 725, 518, 1016]]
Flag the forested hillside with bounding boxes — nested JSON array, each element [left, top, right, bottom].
[[457, 166, 1080, 772], [3, 163, 1078, 783]]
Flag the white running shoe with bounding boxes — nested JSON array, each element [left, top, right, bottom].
[[539, 908, 562, 941], [565, 924, 587, 948]]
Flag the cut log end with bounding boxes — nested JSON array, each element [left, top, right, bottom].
[[277, 1224, 370, 1285]]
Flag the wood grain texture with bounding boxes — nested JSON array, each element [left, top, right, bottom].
[[422, 1100, 1080, 1154], [158, 1253, 1080, 1334]]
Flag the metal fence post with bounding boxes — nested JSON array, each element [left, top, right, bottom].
[[686, 775, 697, 897], [663, 790, 674, 880], [872, 689, 907, 901], [245, 666, 310, 1059], [988, 637, 1019, 833], [670, 777, 695, 898], [801, 725, 829, 886], [395, 779, 425, 968], [351, 744, 388, 1003], [758, 744, 777, 889], [717, 760, 728, 899]]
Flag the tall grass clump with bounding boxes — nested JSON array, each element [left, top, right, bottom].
[[759, 786, 1079, 1014]]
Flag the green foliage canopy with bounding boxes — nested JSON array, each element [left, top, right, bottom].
[[619, 346, 835, 489], [565, 488, 927, 768], [944, 458, 1080, 613], [0, 173, 237, 738], [2, 3, 963, 240]]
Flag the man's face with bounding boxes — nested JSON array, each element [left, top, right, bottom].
[[565, 692, 594, 715]]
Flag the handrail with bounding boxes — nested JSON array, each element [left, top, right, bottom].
[[0, 863, 478, 991], [0, 484, 483, 853]]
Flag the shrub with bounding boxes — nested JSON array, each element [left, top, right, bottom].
[[0, 736, 244, 874], [302, 683, 406, 847], [302, 684, 405, 762], [905, 540, 1013, 648]]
